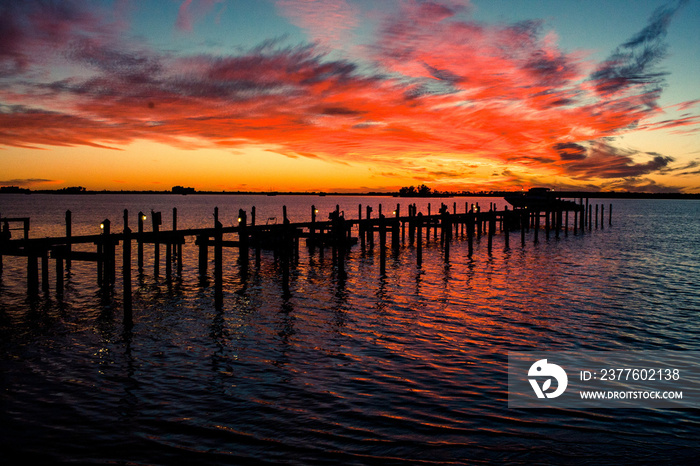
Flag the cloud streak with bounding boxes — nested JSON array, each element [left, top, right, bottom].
[[0, 0, 697, 191]]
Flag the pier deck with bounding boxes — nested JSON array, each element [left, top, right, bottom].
[[1, 199, 610, 326]]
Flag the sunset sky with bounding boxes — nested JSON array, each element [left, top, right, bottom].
[[1, 0, 699, 193]]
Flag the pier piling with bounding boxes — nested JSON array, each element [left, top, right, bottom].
[[65, 210, 72, 269], [137, 212, 145, 271], [1, 196, 600, 304], [214, 213, 223, 311], [123, 210, 132, 327], [379, 214, 386, 275], [55, 249, 64, 297], [416, 213, 423, 267], [151, 211, 161, 278], [238, 209, 249, 269]]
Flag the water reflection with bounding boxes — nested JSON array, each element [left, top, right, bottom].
[[2, 198, 700, 463]]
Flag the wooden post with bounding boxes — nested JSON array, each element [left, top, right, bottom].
[[331, 213, 338, 265], [65, 210, 72, 269], [444, 218, 450, 263], [55, 251, 64, 297], [166, 208, 172, 281], [107, 218, 115, 285], [521, 210, 526, 247], [504, 209, 510, 249], [379, 214, 386, 275], [152, 210, 160, 278], [174, 208, 182, 272], [439, 204, 445, 245], [609, 203, 612, 226], [337, 215, 346, 279], [251, 206, 256, 226], [416, 213, 423, 267], [198, 235, 208, 277], [100, 219, 112, 287], [214, 217, 223, 310], [408, 204, 415, 246], [238, 209, 248, 268], [123, 210, 132, 328], [487, 211, 494, 253], [600, 204, 604, 230], [595, 204, 599, 229], [97, 234, 103, 287], [545, 208, 550, 239], [310, 205, 317, 247], [137, 211, 145, 271], [366, 205, 373, 249], [468, 212, 474, 256], [401, 205, 406, 243], [427, 203, 431, 240], [392, 205, 400, 252], [534, 211, 540, 244], [443, 211, 451, 262]]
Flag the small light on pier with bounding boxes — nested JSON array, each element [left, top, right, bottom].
[[141, 214, 147, 221], [314, 209, 319, 214], [100, 223, 105, 230], [237, 217, 242, 223]]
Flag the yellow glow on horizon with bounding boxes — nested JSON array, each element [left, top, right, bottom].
[[2, 136, 699, 193], [1, 141, 413, 192]]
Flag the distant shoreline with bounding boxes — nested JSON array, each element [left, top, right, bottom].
[[1, 189, 699, 199]]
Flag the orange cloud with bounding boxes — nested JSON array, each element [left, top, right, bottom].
[[0, 0, 697, 192]]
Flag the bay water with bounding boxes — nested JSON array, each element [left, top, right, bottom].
[[1, 194, 699, 464]]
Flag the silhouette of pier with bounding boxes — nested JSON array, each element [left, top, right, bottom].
[[1, 199, 611, 327]]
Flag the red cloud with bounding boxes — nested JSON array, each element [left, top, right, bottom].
[[0, 0, 697, 192]]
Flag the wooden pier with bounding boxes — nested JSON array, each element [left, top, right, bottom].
[[1, 199, 611, 326]]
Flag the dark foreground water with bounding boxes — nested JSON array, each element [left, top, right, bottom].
[[1, 194, 699, 464]]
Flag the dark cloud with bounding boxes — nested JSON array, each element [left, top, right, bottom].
[[602, 177, 680, 193], [0, 178, 57, 186], [589, 0, 687, 99], [562, 141, 674, 179], [68, 37, 163, 82], [659, 159, 700, 174], [0, 0, 121, 77], [321, 107, 363, 116]]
